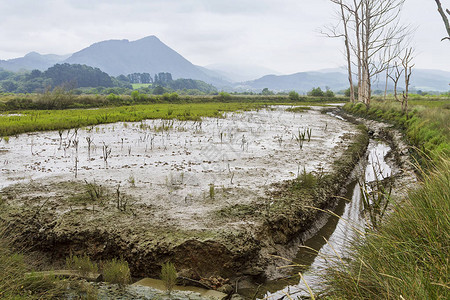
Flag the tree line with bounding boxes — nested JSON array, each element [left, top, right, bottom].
[[0, 65, 217, 95]]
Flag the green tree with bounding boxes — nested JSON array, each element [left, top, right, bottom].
[[344, 85, 358, 98], [153, 85, 166, 95], [1, 81, 18, 92], [324, 88, 335, 97], [308, 87, 325, 97], [131, 90, 140, 101], [288, 90, 300, 101], [261, 87, 274, 95]]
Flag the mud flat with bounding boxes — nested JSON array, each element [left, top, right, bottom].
[[0, 106, 367, 289]]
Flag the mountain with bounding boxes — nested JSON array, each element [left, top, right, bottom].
[[239, 71, 350, 93], [239, 69, 450, 93], [204, 63, 282, 82], [0, 52, 69, 72], [64, 36, 227, 86]]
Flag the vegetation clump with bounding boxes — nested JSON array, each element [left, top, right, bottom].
[[65, 253, 98, 276], [0, 222, 66, 299], [160, 262, 177, 294], [320, 100, 450, 299], [102, 257, 131, 288]]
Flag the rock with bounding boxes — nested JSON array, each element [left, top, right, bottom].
[[217, 284, 233, 295], [230, 294, 245, 300]]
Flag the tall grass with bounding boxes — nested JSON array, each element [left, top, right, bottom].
[[0, 222, 66, 299], [344, 101, 449, 162], [102, 257, 131, 288], [322, 158, 449, 299], [320, 101, 450, 299]]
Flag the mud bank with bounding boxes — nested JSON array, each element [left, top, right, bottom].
[[0, 106, 368, 291]]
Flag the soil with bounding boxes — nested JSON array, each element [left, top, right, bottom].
[[0, 106, 365, 289]]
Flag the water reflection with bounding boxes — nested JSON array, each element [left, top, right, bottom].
[[243, 141, 392, 299]]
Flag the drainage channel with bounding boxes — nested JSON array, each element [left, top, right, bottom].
[[239, 140, 392, 299]]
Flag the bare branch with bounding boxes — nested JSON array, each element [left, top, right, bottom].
[[434, 0, 450, 40]]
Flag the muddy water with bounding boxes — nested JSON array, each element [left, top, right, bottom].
[[0, 106, 358, 233], [240, 141, 392, 299]]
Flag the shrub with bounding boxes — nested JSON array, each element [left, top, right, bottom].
[[160, 262, 177, 293], [102, 258, 131, 287]]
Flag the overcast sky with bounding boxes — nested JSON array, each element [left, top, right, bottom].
[[0, 0, 449, 74]]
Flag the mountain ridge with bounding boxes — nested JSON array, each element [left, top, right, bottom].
[[1, 35, 449, 92]]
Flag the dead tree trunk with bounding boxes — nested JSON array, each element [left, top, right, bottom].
[[401, 48, 414, 117], [434, 0, 450, 40]]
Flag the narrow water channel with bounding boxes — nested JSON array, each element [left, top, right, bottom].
[[240, 140, 392, 299]]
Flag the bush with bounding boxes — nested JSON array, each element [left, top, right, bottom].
[[102, 258, 131, 287], [160, 262, 177, 293]]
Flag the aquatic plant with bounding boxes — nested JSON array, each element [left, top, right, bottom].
[[65, 253, 98, 277], [85, 136, 93, 159], [84, 180, 105, 204], [209, 184, 215, 200], [102, 143, 111, 168], [102, 257, 131, 288], [160, 262, 177, 294]]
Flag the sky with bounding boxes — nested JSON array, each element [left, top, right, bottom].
[[0, 0, 449, 74]]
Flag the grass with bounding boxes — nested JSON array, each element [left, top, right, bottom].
[[0, 222, 66, 299], [160, 262, 177, 294], [102, 257, 131, 288], [131, 83, 152, 89], [0, 102, 261, 137], [322, 158, 450, 299], [344, 100, 450, 163], [320, 100, 450, 299], [66, 253, 99, 277]]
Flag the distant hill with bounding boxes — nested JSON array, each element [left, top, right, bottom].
[[1, 35, 448, 92], [64, 36, 227, 87], [238, 71, 350, 93], [204, 63, 282, 82], [239, 69, 450, 93], [0, 52, 69, 72]]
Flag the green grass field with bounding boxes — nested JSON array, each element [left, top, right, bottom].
[[0, 102, 265, 137]]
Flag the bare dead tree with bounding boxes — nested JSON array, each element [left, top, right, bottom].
[[387, 60, 403, 103], [328, 0, 410, 106], [387, 47, 414, 116], [434, 0, 450, 40], [401, 47, 414, 116], [327, 0, 356, 102]]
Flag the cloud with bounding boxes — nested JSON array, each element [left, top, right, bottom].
[[0, 0, 448, 73]]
